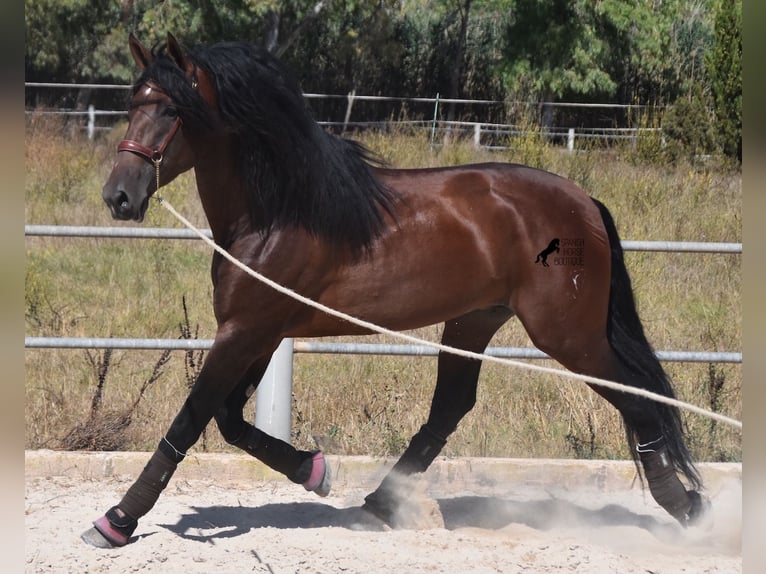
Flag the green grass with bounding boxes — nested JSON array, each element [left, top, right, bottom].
[[24, 116, 741, 464]]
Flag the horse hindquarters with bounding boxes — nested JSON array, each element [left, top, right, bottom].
[[508, 193, 705, 527]]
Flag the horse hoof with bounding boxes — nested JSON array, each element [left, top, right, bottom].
[[81, 525, 125, 548], [81, 515, 131, 548], [686, 490, 712, 528], [361, 492, 396, 527], [302, 451, 331, 497], [361, 501, 394, 527], [347, 507, 390, 532]]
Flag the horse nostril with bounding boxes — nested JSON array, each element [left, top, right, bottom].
[[103, 187, 133, 219], [116, 191, 129, 210]]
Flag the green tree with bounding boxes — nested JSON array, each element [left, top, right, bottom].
[[502, 0, 616, 102], [662, 84, 717, 164], [394, 1, 509, 104], [89, 0, 286, 83], [24, 0, 729, 134], [25, 0, 120, 81], [599, 0, 714, 104], [499, 0, 716, 104], [707, 0, 742, 162], [26, 0, 333, 84]]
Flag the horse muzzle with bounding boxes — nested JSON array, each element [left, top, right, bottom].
[[102, 185, 150, 222]]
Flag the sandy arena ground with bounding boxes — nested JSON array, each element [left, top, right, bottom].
[[25, 451, 742, 573]]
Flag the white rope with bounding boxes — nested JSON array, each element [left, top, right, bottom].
[[156, 196, 742, 431]]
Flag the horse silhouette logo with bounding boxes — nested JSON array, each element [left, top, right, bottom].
[[534, 238, 560, 267]]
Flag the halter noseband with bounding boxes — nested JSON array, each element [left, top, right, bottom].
[[117, 116, 182, 164]]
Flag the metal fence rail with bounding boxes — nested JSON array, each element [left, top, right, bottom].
[[24, 337, 742, 364], [25, 225, 742, 254]]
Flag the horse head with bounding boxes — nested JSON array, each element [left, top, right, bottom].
[[102, 34, 210, 222]]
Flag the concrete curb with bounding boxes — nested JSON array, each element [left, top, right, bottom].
[[25, 450, 741, 494]]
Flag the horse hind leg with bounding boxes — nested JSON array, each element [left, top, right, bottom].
[[214, 359, 331, 496], [543, 332, 707, 527], [517, 198, 706, 527], [586, 345, 708, 527], [362, 305, 513, 526]]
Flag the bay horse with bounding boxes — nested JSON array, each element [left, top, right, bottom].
[[84, 33, 707, 547]]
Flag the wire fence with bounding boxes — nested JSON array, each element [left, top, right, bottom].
[[25, 82, 662, 149]]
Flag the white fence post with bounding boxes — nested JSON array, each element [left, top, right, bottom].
[[430, 93, 440, 147], [255, 338, 294, 443], [474, 123, 481, 148], [343, 89, 356, 134], [567, 128, 575, 152], [87, 105, 95, 140]]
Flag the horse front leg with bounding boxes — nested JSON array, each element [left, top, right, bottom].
[[214, 360, 331, 496], [81, 334, 257, 548]]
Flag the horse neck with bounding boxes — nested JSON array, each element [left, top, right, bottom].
[[191, 142, 251, 246]]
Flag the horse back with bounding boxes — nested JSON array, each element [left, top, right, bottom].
[[377, 162, 609, 271], [291, 163, 612, 336]]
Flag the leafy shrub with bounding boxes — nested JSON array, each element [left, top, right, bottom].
[[661, 87, 717, 166]]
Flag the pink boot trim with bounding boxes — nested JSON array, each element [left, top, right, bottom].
[[302, 451, 331, 497], [92, 515, 130, 547]]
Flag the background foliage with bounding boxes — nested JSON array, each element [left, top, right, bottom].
[[25, 0, 741, 161]]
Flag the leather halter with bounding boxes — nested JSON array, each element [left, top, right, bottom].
[[117, 112, 182, 164], [118, 117, 182, 163], [116, 81, 190, 164]]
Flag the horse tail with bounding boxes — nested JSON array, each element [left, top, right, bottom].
[[592, 197, 702, 490]]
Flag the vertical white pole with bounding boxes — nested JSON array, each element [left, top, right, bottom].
[[255, 338, 294, 443], [343, 89, 355, 134], [567, 128, 575, 152], [474, 123, 481, 148], [430, 93, 440, 147], [87, 105, 95, 140]]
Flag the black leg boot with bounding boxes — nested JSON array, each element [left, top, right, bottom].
[[362, 425, 446, 526], [232, 424, 316, 484], [638, 438, 706, 527]]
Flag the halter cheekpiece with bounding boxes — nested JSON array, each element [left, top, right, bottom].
[[116, 75, 198, 165]]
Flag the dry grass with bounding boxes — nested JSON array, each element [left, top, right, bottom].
[[24, 117, 741, 463]]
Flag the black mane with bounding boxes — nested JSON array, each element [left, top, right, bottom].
[[136, 41, 396, 252]]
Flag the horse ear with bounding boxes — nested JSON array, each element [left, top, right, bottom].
[[166, 33, 195, 76], [128, 33, 152, 71]]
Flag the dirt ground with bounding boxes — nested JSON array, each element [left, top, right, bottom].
[[25, 452, 741, 573]]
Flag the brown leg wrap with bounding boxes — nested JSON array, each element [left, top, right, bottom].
[[638, 440, 693, 526], [118, 447, 180, 520]]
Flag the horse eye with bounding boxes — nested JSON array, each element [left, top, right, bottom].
[[164, 106, 179, 118]]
